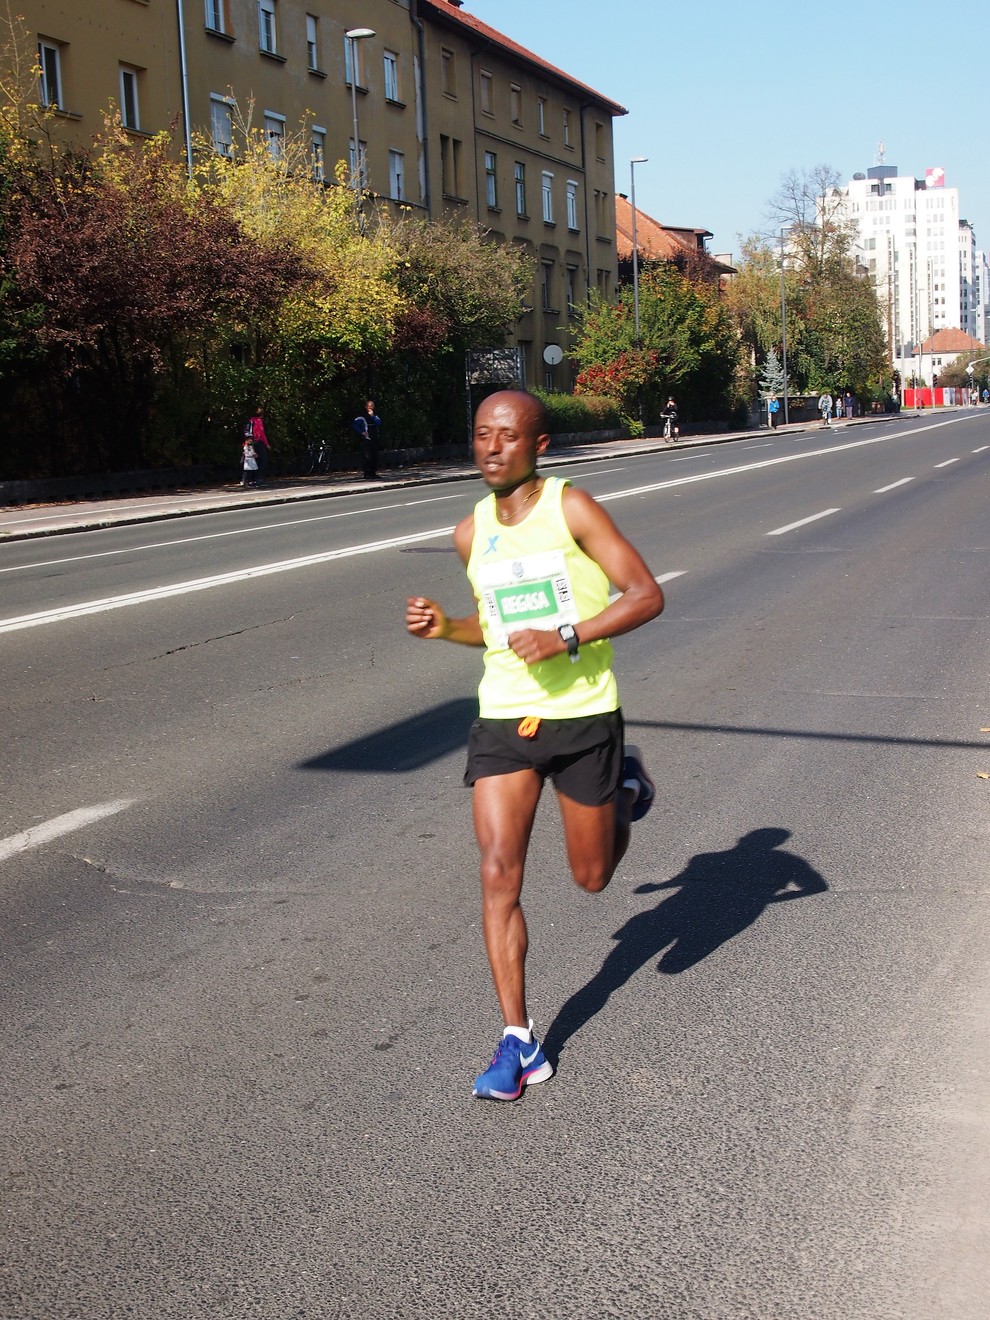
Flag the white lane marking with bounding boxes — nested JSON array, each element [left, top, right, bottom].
[[5, 416, 970, 575], [0, 799, 134, 863], [741, 444, 773, 450], [609, 571, 685, 603], [0, 501, 401, 574], [974, 446, 989, 453], [767, 509, 840, 536], [934, 458, 960, 468], [0, 527, 454, 633], [874, 478, 914, 493], [2, 416, 972, 632], [596, 415, 964, 506]]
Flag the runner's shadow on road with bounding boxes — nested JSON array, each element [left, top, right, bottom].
[[299, 697, 476, 774], [542, 827, 827, 1065]]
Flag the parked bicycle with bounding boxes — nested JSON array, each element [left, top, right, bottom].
[[303, 438, 331, 476]]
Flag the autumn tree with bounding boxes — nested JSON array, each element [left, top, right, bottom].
[[2, 125, 303, 474], [571, 261, 740, 424]]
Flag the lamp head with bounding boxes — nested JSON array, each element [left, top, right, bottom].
[[346, 27, 376, 38]]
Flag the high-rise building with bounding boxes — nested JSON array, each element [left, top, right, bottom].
[[5, 0, 625, 389], [839, 164, 981, 384]]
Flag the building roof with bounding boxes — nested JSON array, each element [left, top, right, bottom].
[[913, 328, 985, 356], [614, 195, 735, 274], [419, 0, 627, 115]]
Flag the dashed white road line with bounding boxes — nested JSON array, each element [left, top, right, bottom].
[[609, 571, 685, 603], [874, 478, 914, 493], [934, 458, 960, 468], [0, 799, 134, 863], [767, 509, 840, 536], [973, 446, 989, 453], [3, 415, 978, 633]]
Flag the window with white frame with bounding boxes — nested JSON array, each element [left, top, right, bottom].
[[541, 171, 554, 224], [537, 97, 547, 137], [264, 111, 285, 161], [38, 40, 62, 108], [514, 162, 526, 216], [384, 50, 399, 101], [119, 65, 140, 130], [389, 149, 404, 201], [349, 137, 367, 185], [306, 14, 319, 70], [566, 179, 579, 231], [563, 108, 572, 147], [205, 0, 226, 33], [210, 94, 233, 155], [258, 0, 277, 55], [485, 151, 497, 209], [311, 125, 326, 181], [345, 36, 366, 86]]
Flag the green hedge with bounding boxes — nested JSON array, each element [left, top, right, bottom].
[[532, 390, 625, 434]]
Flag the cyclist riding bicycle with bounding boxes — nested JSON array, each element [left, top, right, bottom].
[[660, 398, 679, 442]]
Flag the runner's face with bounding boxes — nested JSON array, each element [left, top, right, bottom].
[[473, 394, 548, 491]]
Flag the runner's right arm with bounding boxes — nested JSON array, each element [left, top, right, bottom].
[[406, 515, 485, 646]]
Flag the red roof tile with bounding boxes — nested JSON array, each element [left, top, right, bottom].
[[615, 195, 734, 273], [419, 1, 626, 115], [914, 327, 985, 355]]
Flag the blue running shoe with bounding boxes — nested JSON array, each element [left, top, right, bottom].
[[473, 1024, 554, 1101], [622, 745, 656, 822]]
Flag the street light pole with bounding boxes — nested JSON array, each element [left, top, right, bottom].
[[346, 27, 375, 196], [630, 157, 648, 347], [779, 227, 790, 426]]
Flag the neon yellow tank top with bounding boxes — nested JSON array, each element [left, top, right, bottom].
[[466, 476, 619, 719]]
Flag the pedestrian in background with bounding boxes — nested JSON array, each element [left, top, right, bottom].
[[767, 396, 780, 428], [241, 436, 259, 486], [354, 399, 382, 479], [243, 408, 271, 484], [844, 391, 854, 419]]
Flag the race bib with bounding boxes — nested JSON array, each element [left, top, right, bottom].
[[475, 550, 578, 646]]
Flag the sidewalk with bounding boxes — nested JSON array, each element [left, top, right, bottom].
[[0, 414, 891, 543]]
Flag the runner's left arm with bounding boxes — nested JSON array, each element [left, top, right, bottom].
[[506, 487, 662, 665]]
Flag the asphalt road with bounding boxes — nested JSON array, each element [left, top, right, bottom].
[[2, 415, 989, 1319]]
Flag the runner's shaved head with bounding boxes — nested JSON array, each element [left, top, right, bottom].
[[475, 390, 549, 439]]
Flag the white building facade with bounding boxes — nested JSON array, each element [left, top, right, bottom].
[[839, 165, 980, 382]]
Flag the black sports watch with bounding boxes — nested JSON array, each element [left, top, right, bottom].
[[557, 623, 580, 663]]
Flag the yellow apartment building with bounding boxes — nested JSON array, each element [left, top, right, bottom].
[[9, 0, 624, 390]]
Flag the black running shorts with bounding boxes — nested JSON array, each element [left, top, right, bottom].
[[464, 710, 624, 806]]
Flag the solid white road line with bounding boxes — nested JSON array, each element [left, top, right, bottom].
[[0, 799, 134, 863], [874, 478, 914, 493], [4, 415, 977, 633], [0, 527, 455, 633], [767, 509, 840, 536]]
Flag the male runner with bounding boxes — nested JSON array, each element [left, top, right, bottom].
[[406, 390, 664, 1100]]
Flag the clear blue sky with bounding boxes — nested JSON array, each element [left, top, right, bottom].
[[465, 0, 989, 264]]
